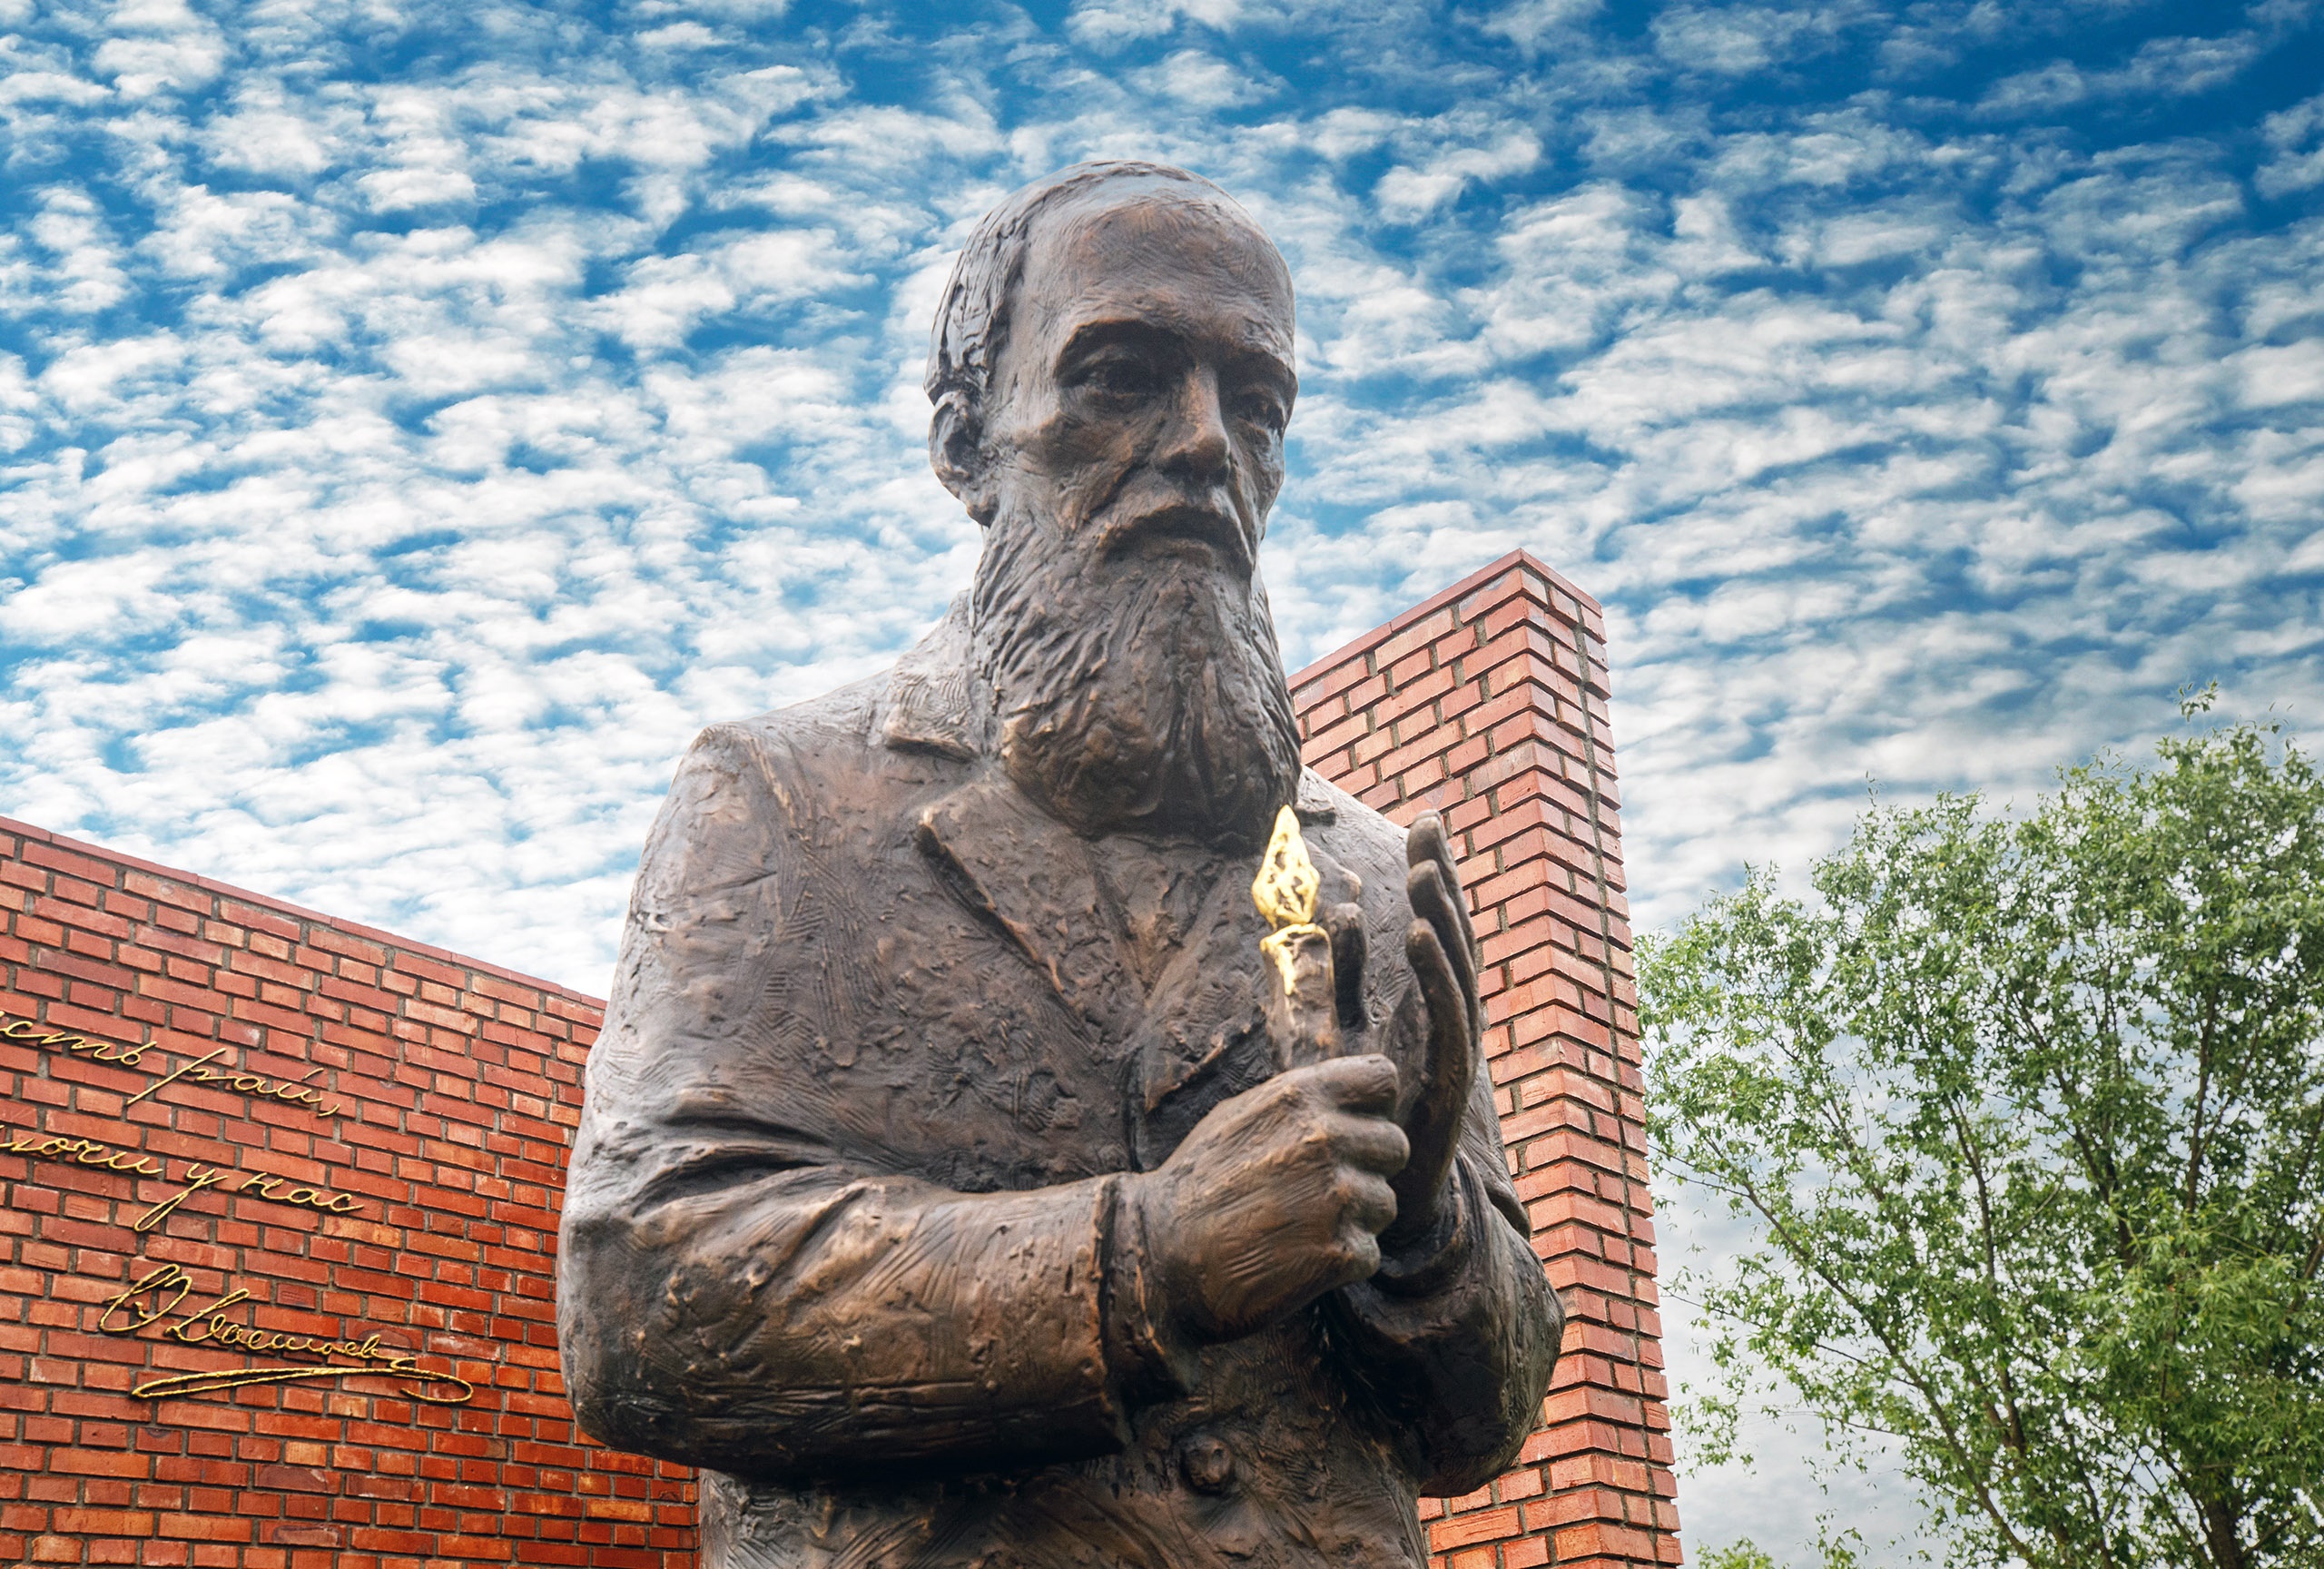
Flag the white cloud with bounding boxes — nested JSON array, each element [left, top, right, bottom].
[[1978, 28, 2266, 115], [1473, 0, 1601, 51], [1375, 130, 1542, 219], [1653, 3, 1869, 75], [1068, 0, 1249, 47], [91, 13, 227, 101], [1133, 50, 1273, 109], [2258, 93, 2324, 197]]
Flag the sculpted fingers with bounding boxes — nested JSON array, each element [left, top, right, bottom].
[[1331, 1109, 1411, 1177], [1404, 920, 1477, 1117], [1137, 1059, 1416, 1339], [1324, 1168, 1395, 1284], [1384, 918, 1476, 1248], [1405, 860, 1479, 1036], [1343, 1169, 1398, 1238], [1308, 1051, 1399, 1117], [1408, 812, 1482, 972]]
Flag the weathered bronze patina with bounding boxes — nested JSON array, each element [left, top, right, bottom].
[[556, 162, 1561, 1569]]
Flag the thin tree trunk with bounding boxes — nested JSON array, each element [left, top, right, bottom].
[[2199, 1492, 2248, 1569]]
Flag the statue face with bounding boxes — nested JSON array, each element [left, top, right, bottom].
[[977, 192, 1297, 577]]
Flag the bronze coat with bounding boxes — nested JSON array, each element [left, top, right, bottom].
[[557, 602, 1561, 1568]]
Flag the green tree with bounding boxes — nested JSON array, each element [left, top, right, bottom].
[[1700, 1541, 1785, 1569], [1642, 710, 2324, 1569]]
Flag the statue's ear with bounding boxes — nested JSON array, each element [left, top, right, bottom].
[[929, 390, 997, 526]]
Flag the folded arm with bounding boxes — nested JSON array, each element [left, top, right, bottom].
[[561, 1146, 1154, 1475]]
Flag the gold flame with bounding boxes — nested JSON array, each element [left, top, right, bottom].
[[1252, 806, 1320, 928], [1253, 805, 1324, 993]]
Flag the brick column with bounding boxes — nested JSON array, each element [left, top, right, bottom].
[[1290, 550, 1679, 1569]]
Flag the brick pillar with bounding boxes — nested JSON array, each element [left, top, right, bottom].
[[1290, 550, 1679, 1569]]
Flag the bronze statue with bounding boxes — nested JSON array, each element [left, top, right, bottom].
[[556, 162, 1561, 1569]]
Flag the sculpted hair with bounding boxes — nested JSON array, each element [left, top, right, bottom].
[[923, 161, 1236, 419]]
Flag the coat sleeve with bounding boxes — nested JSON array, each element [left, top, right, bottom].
[[1326, 1066, 1564, 1495], [555, 724, 1159, 1481]]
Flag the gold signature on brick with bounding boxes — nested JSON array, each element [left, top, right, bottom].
[[0, 1005, 492, 1425], [100, 1262, 474, 1404]]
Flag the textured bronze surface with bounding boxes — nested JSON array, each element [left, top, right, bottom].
[[556, 161, 1561, 1569]]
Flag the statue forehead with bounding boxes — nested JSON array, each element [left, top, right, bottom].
[[1010, 183, 1295, 352]]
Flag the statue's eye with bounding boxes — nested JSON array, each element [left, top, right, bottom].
[[1233, 390, 1287, 434], [1082, 358, 1158, 399]]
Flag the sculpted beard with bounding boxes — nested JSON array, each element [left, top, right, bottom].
[[974, 515, 1303, 846]]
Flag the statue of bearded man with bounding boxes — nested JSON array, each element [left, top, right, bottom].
[[556, 161, 1562, 1569]]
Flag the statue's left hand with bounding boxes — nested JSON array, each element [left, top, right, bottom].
[[1315, 810, 1481, 1254], [1380, 810, 1482, 1251]]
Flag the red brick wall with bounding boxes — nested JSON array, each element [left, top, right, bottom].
[[0, 817, 693, 1568], [1291, 550, 1680, 1569]]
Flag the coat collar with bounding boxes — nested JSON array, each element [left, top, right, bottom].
[[878, 592, 981, 761], [913, 777, 1141, 1042]]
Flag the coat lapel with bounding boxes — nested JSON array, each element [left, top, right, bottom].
[[912, 771, 1295, 1171], [1122, 871, 1275, 1169], [914, 777, 1142, 1043]]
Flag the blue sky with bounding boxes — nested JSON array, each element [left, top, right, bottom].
[[4, 0, 2320, 1559]]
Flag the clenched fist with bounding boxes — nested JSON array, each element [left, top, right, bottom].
[[1125, 1055, 1409, 1343]]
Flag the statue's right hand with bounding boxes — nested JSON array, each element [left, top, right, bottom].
[[1127, 1055, 1409, 1344]]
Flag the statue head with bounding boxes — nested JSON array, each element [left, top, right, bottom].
[[927, 163, 1305, 850], [925, 161, 1296, 558]]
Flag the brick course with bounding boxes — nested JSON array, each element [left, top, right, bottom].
[[1291, 550, 1680, 1569], [0, 818, 693, 1568]]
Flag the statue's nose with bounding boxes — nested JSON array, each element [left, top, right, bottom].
[[1156, 367, 1231, 483]]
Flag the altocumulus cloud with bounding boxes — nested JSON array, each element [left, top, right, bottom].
[[3, 0, 2321, 1557]]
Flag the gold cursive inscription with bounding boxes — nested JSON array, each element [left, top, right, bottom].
[[0, 1127, 163, 1179], [101, 1263, 474, 1404], [129, 1162, 236, 1232], [0, 1115, 362, 1231], [0, 1010, 343, 1119], [1, 1001, 497, 1425]]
